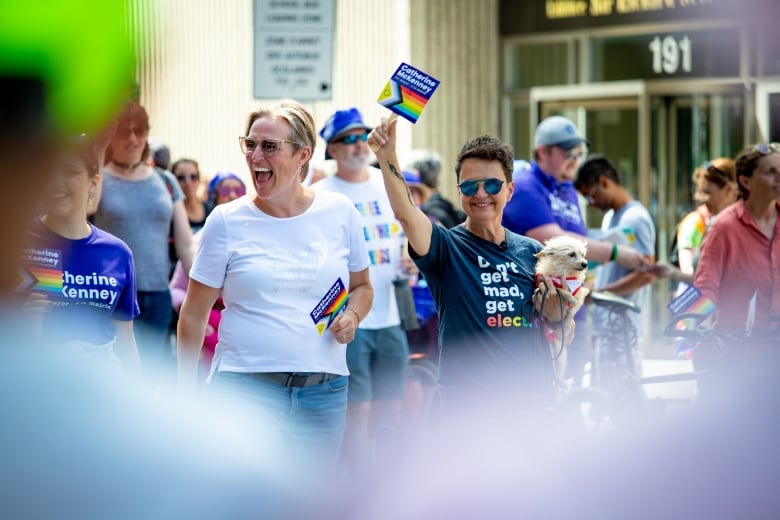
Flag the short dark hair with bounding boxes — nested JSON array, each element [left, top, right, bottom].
[[454, 135, 513, 182], [171, 158, 200, 177], [575, 154, 621, 190]]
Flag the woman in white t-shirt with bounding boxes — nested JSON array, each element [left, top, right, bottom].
[[177, 100, 373, 474]]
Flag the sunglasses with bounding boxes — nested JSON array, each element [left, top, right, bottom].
[[115, 125, 149, 139], [561, 147, 586, 161], [753, 143, 780, 155], [332, 132, 369, 145], [215, 186, 246, 197], [175, 173, 199, 182], [239, 136, 299, 155], [458, 178, 505, 197], [703, 161, 729, 179]]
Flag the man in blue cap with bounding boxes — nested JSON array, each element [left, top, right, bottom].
[[312, 107, 410, 477], [502, 115, 648, 390]]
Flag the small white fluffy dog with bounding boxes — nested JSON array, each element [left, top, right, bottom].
[[534, 236, 590, 388]]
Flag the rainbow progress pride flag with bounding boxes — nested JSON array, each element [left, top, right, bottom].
[[310, 278, 349, 336], [377, 63, 440, 123], [28, 266, 63, 294], [668, 284, 716, 317]]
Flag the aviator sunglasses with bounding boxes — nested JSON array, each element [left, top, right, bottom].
[[332, 132, 369, 145], [457, 178, 505, 197], [239, 136, 299, 154]]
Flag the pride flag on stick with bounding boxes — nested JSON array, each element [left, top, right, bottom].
[[377, 62, 440, 124]]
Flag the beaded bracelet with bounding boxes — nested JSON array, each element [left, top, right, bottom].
[[610, 243, 619, 262]]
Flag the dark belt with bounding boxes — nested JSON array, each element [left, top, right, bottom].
[[254, 372, 340, 388]]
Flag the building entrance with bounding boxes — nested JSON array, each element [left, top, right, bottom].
[[532, 83, 746, 344]]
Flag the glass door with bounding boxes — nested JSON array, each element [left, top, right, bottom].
[[756, 82, 780, 143], [539, 97, 640, 229], [651, 92, 744, 260], [533, 85, 745, 350], [650, 90, 744, 344]]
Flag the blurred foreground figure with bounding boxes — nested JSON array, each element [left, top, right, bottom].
[[0, 2, 306, 518]]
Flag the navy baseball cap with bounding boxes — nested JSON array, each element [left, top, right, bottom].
[[320, 107, 372, 159], [534, 116, 590, 151]]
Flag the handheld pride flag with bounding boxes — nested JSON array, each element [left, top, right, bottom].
[[310, 278, 349, 336], [377, 63, 440, 124], [668, 284, 716, 317]]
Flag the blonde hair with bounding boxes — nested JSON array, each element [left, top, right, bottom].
[[244, 99, 316, 176]]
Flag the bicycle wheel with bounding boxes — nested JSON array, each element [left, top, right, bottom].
[[402, 355, 438, 434], [589, 334, 645, 423]]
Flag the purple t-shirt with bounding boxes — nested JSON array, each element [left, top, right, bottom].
[[502, 161, 587, 322], [24, 219, 139, 345], [502, 161, 586, 236]]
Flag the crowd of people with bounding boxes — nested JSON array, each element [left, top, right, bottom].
[[15, 96, 780, 456], [8, 96, 780, 512], [8, 4, 780, 518]]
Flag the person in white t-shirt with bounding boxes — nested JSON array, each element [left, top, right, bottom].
[[313, 107, 411, 477], [177, 100, 373, 474]]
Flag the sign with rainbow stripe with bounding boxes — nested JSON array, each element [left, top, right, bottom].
[[377, 63, 440, 124], [310, 278, 349, 336], [18, 247, 63, 294], [668, 284, 715, 317]]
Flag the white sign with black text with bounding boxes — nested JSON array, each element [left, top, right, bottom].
[[253, 0, 335, 100]]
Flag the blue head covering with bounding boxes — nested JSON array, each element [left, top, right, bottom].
[[207, 172, 245, 202]]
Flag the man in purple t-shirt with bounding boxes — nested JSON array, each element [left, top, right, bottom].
[[502, 116, 648, 387]]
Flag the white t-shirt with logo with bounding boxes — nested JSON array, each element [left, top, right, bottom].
[[312, 167, 403, 329], [190, 192, 369, 376]]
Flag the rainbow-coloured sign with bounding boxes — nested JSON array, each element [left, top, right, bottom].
[[310, 278, 349, 336], [28, 266, 64, 294], [18, 247, 63, 294], [377, 63, 440, 123], [668, 284, 715, 317]]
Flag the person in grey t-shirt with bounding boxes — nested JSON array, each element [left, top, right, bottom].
[[93, 102, 194, 385]]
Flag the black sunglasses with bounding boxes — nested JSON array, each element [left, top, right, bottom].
[[176, 173, 199, 182], [116, 125, 149, 139], [458, 178, 504, 197], [332, 132, 369, 145]]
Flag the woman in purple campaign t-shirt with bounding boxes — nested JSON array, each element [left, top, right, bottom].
[[23, 142, 140, 373]]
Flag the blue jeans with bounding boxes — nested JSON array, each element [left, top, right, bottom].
[[135, 290, 174, 381], [210, 371, 349, 475], [347, 325, 409, 402]]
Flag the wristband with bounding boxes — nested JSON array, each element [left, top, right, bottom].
[[345, 307, 361, 326], [610, 243, 619, 262]]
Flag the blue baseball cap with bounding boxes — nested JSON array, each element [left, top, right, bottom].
[[534, 116, 590, 151], [403, 170, 422, 186], [320, 107, 372, 159]]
